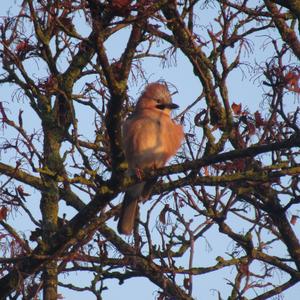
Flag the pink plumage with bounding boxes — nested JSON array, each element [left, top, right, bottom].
[[118, 82, 184, 235]]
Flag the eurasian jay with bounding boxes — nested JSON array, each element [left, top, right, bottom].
[[117, 82, 184, 235]]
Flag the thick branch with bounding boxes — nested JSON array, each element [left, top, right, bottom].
[[265, 0, 300, 59], [150, 133, 300, 178], [161, 2, 225, 127], [0, 162, 43, 190]]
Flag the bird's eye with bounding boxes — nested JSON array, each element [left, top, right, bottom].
[[156, 99, 161, 103]]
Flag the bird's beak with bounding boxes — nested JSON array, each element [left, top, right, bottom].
[[156, 103, 179, 110]]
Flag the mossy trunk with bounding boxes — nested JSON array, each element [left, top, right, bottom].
[[40, 125, 62, 300]]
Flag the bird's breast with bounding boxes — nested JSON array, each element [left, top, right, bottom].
[[122, 114, 183, 169]]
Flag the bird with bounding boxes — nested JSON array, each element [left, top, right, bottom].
[[117, 82, 184, 235]]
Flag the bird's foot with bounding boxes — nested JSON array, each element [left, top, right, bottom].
[[135, 167, 144, 180]]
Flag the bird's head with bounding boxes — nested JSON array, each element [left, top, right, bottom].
[[136, 82, 179, 114]]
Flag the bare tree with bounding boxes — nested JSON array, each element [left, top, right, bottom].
[[0, 1, 300, 299]]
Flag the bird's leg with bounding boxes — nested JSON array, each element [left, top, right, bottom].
[[134, 167, 144, 180], [135, 164, 158, 181]]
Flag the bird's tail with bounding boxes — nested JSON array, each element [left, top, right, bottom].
[[117, 183, 144, 235], [117, 177, 158, 235]]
